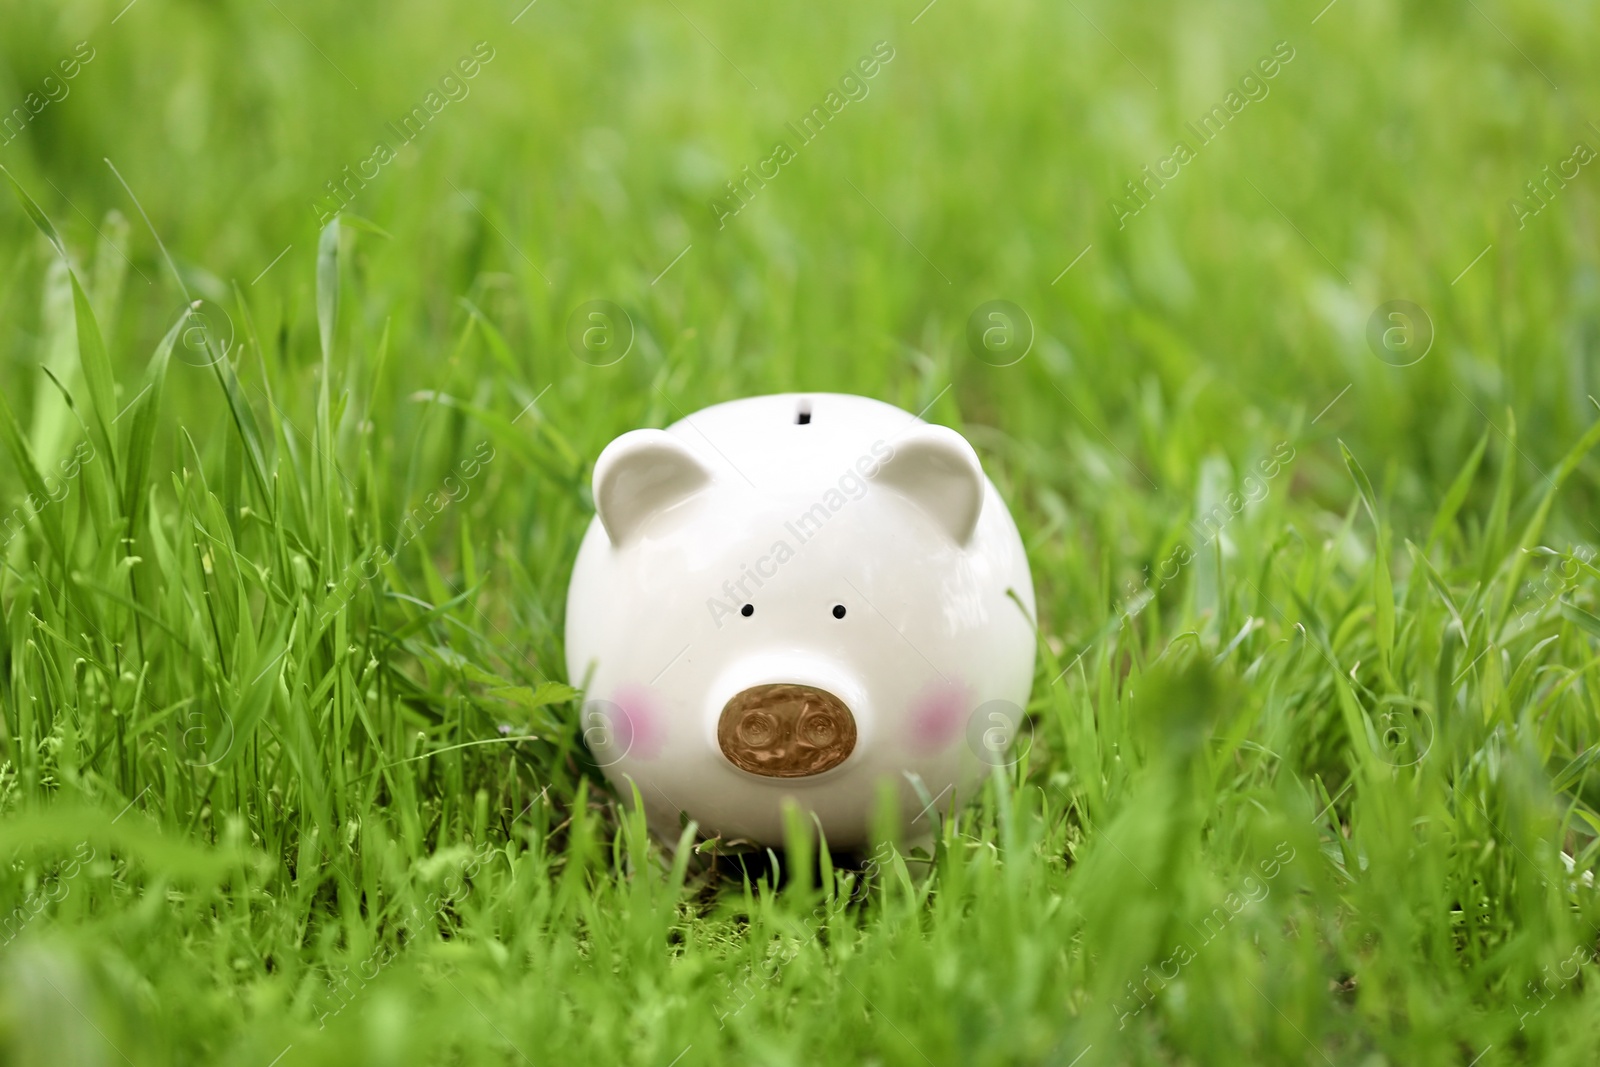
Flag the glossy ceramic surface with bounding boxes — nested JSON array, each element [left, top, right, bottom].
[[564, 393, 1036, 848]]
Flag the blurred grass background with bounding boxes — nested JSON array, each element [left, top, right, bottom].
[[1, 0, 1599, 1062]]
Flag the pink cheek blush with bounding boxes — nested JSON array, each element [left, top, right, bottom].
[[610, 684, 666, 761], [907, 679, 972, 755]]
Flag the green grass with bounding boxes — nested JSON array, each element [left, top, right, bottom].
[[2, 0, 1600, 1062]]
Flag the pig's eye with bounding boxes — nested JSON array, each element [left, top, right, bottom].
[[832, 604, 846, 619], [740, 604, 754, 618]]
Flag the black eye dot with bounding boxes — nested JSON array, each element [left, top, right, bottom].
[[832, 604, 846, 619], [741, 603, 754, 618]]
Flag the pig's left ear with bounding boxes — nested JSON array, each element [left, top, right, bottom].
[[870, 426, 985, 545], [592, 429, 715, 546]]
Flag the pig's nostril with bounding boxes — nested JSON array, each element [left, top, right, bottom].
[[738, 711, 778, 747], [800, 714, 835, 746], [718, 683, 855, 778]]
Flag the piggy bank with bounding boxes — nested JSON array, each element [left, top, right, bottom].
[[564, 393, 1035, 848]]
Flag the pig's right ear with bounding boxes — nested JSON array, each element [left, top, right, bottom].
[[869, 425, 985, 545], [592, 429, 715, 546]]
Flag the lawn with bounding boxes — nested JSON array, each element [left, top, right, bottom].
[[2, 0, 1600, 1063]]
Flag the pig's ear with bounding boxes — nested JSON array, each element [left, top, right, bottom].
[[870, 426, 985, 545], [592, 429, 715, 546]]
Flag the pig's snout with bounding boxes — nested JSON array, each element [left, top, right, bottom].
[[717, 683, 857, 778]]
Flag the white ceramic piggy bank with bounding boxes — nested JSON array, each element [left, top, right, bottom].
[[564, 393, 1035, 849]]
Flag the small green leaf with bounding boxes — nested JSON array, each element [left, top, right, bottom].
[[1560, 602, 1600, 641], [316, 216, 340, 364], [336, 212, 392, 239], [1426, 428, 1487, 550], [0, 391, 68, 559], [1553, 743, 1600, 794], [1406, 539, 1464, 636], [0, 164, 68, 260], [1499, 414, 1600, 622], [122, 310, 184, 526], [1479, 408, 1516, 583], [69, 271, 120, 479], [1341, 441, 1393, 667]]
